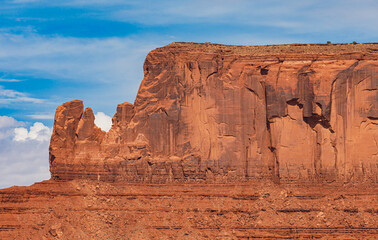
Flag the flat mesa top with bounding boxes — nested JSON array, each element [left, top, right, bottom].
[[153, 42, 378, 56]]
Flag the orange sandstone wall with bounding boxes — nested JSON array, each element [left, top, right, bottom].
[[49, 42, 378, 183]]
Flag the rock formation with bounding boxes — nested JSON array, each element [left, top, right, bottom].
[[1, 180, 377, 239], [1, 42, 377, 239], [50, 42, 378, 183]]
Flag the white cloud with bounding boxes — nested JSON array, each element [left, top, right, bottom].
[[0, 138, 50, 188], [0, 115, 20, 128], [0, 116, 24, 140], [94, 112, 112, 132], [0, 116, 51, 188], [0, 31, 164, 115], [0, 33, 156, 107], [0, 78, 22, 82], [9, 0, 129, 6], [0, 33, 153, 84], [92, 0, 378, 37], [13, 127, 28, 141], [10, 0, 40, 3], [0, 86, 44, 104], [3, 0, 378, 38], [14, 122, 52, 142], [27, 114, 54, 120]]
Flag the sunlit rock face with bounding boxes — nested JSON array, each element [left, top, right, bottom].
[[49, 42, 378, 183], [1, 42, 378, 239]]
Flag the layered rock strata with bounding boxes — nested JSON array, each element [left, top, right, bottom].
[[1, 42, 378, 240], [0, 180, 377, 239], [49, 42, 378, 183]]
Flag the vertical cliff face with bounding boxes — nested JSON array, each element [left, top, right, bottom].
[[49, 42, 378, 183]]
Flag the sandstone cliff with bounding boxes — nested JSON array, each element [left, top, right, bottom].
[[49, 42, 378, 183], [1, 42, 377, 240]]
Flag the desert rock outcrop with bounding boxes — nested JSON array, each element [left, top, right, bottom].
[[1, 180, 377, 239], [49, 42, 378, 183], [1, 42, 377, 240]]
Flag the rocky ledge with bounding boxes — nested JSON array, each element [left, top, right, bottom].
[[0, 181, 377, 239]]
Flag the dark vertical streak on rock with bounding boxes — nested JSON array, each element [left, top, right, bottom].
[[264, 82, 279, 181], [297, 64, 315, 118]]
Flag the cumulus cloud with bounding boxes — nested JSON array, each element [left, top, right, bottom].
[[14, 122, 52, 142], [0, 115, 20, 128], [0, 116, 51, 188], [0, 138, 50, 188], [0, 115, 23, 140], [94, 112, 112, 132]]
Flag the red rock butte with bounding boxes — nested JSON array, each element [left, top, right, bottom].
[[50, 42, 378, 183], [1, 42, 377, 239]]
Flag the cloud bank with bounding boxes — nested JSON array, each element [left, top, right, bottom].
[[0, 116, 51, 188], [14, 122, 51, 142]]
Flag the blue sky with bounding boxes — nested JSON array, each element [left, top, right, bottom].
[[0, 0, 377, 188]]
